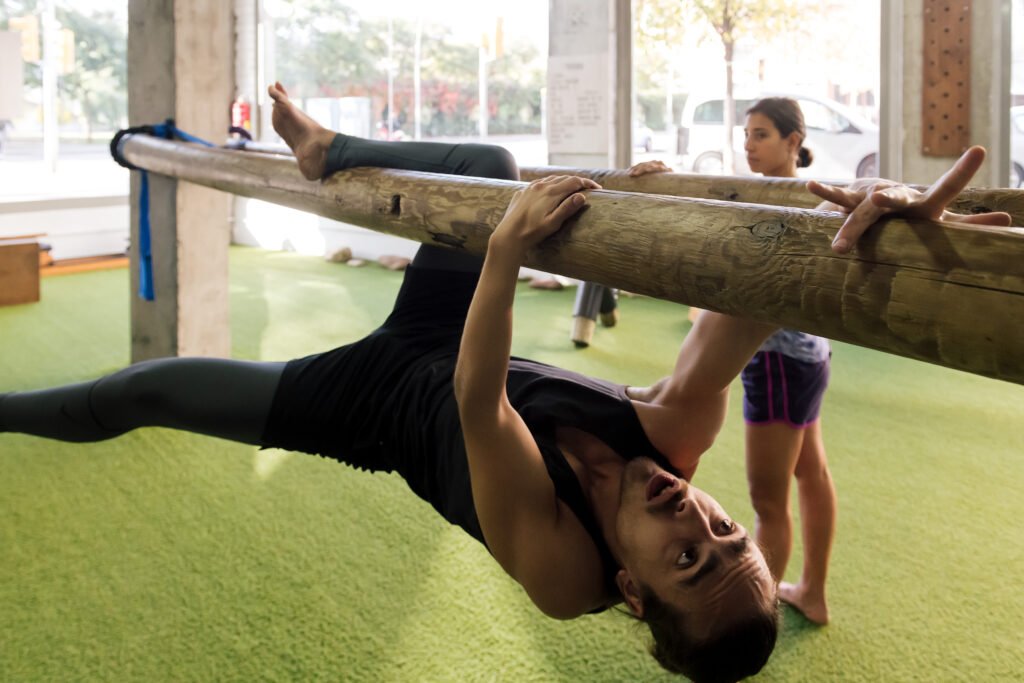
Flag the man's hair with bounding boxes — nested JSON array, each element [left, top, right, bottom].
[[637, 586, 779, 682]]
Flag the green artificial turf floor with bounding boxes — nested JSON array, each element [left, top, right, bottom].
[[1, 247, 1023, 682]]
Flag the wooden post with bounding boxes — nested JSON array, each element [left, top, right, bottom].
[[118, 136, 1024, 386], [519, 167, 1024, 226], [920, 0, 971, 157], [126, 0, 233, 362]]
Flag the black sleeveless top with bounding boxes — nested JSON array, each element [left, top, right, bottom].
[[261, 266, 679, 599]]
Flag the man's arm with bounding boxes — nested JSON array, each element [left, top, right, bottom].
[[453, 174, 599, 421], [630, 308, 777, 473], [622, 159, 779, 467], [453, 175, 607, 618], [810, 145, 1012, 253], [633, 147, 1012, 470]]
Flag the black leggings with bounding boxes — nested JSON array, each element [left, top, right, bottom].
[[0, 134, 519, 444]]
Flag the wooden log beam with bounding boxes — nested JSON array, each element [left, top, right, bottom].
[[229, 145, 1024, 225], [519, 167, 1024, 227], [119, 135, 1024, 385]]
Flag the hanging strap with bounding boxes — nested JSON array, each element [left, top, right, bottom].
[[110, 120, 216, 301]]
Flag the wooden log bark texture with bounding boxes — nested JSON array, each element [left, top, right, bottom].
[[519, 167, 1024, 228], [229, 145, 1024, 225], [120, 135, 1024, 385]]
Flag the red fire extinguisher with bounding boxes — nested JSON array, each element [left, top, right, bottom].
[[231, 97, 252, 131]]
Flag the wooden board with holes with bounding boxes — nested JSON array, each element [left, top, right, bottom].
[[921, 0, 971, 156]]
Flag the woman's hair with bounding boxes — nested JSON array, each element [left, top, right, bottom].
[[633, 586, 779, 682], [746, 97, 814, 169]]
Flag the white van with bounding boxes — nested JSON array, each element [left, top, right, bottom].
[[677, 92, 879, 180]]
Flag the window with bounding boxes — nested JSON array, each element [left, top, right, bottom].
[[693, 98, 754, 124], [265, 1, 548, 166], [693, 100, 723, 123], [640, 1, 880, 178], [799, 100, 841, 133]]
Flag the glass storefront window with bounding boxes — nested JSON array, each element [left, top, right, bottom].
[[264, 0, 549, 166], [1010, 0, 1022, 187], [634, 0, 881, 179]]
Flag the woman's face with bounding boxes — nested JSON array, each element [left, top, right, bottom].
[[743, 112, 799, 177]]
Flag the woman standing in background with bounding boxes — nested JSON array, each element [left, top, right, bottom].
[[629, 97, 837, 625]]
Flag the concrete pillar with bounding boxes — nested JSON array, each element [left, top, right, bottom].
[[547, 0, 631, 346], [546, 0, 631, 169], [127, 0, 234, 362], [881, 0, 1012, 186]]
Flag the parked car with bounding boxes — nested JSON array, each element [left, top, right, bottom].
[[1010, 105, 1023, 188], [677, 91, 879, 180], [634, 123, 654, 153], [0, 120, 10, 156]]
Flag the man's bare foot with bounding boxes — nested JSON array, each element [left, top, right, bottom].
[[779, 581, 830, 625], [267, 81, 336, 180]]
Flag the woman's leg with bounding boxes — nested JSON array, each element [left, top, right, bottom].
[[780, 420, 836, 625], [745, 422, 805, 582], [0, 358, 284, 445]]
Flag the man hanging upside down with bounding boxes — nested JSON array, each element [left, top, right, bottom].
[[0, 82, 1010, 683]]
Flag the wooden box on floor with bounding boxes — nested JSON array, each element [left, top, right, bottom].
[[0, 238, 41, 306]]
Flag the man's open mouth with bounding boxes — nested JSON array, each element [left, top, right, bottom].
[[645, 472, 680, 505]]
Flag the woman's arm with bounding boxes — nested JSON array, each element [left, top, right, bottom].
[[632, 310, 777, 473], [453, 175, 606, 617]]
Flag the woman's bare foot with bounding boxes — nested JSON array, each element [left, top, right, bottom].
[[267, 81, 337, 180], [779, 581, 830, 625]]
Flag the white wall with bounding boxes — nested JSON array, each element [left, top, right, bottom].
[[0, 32, 24, 120], [0, 196, 129, 260]]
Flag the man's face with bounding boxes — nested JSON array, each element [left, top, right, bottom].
[[615, 458, 775, 639]]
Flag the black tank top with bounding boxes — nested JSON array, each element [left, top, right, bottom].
[[262, 265, 679, 600], [386, 353, 679, 597]]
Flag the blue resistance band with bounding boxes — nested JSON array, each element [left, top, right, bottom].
[[135, 122, 215, 301]]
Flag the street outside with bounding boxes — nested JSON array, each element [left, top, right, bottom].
[[0, 132, 677, 202], [0, 139, 130, 201], [0, 131, 675, 261]]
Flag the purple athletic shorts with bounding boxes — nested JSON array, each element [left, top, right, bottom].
[[740, 351, 830, 428]]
